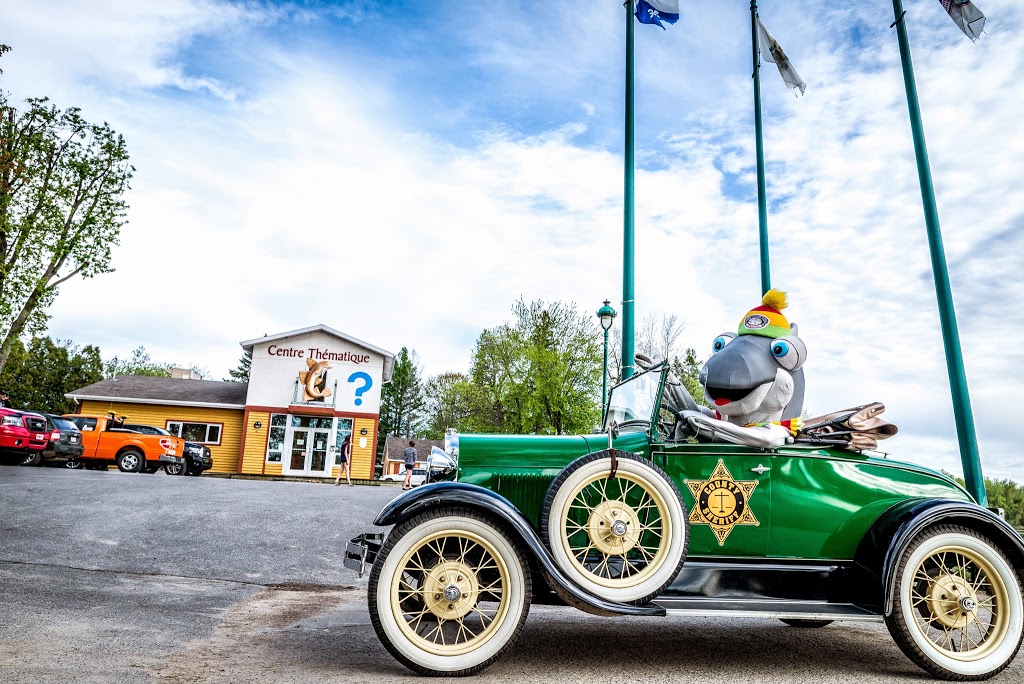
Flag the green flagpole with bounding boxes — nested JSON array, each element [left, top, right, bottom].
[[750, 0, 771, 295], [890, 0, 986, 506], [622, 0, 636, 379]]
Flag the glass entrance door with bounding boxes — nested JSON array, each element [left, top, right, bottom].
[[309, 429, 330, 475], [284, 424, 333, 476], [289, 428, 310, 471]]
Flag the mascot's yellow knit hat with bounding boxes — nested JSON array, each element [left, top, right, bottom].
[[738, 289, 791, 339]]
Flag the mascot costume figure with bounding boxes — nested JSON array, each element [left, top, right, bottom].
[[684, 289, 806, 449]]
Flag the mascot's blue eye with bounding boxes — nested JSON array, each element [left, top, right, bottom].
[[772, 341, 790, 357], [713, 337, 727, 352]]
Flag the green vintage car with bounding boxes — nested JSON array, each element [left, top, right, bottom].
[[345, 363, 1024, 679]]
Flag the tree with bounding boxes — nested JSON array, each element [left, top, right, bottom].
[[608, 314, 704, 403], [944, 472, 1024, 528], [103, 346, 169, 378], [470, 299, 602, 435], [378, 347, 426, 453], [225, 349, 252, 382], [422, 371, 488, 439], [0, 336, 102, 413], [0, 92, 133, 374]]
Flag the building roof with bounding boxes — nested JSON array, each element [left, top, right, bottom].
[[239, 324, 395, 382], [384, 436, 443, 463], [67, 376, 248, 409]]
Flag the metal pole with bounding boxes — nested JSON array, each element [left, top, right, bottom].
[[751, 0, 771, 295], [890, 0, 986, 506], [602, 328, 610, 422], [622, 0, 636, 379]]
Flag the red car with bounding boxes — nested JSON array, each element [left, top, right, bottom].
[[0, 407, 49, 465]]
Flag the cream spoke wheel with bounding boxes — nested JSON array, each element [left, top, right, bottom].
[[369, 510, 530, 676], [886, 525, 1023, 680], [541, 450, 687, 604]]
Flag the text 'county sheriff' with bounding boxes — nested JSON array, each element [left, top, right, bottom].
[[267, 345, 370, 364]]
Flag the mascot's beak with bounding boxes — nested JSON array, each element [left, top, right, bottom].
[[700, 335, 783, 407]]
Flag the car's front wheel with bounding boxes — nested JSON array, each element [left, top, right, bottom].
[[116, 450, 145, 473], [540, 450, 688, 604], [165, 461, 188, 476], [368, 508, 531, 676], [886, 524, 1024, 680], [65, 459, 84, 469]]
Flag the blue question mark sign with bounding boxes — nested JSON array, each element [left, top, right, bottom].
[[347, 372, 373, 406]]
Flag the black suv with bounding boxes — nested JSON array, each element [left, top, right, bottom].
[[35, 413, 85, 467], [121, 424, 213, 476]]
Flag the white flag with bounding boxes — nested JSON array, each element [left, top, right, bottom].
[[756, 18, 806, 96], [938, 0, 986, 42]]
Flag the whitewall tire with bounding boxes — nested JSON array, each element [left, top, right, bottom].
[[368, 508, 531, 676], [540, 450, 688, 604]]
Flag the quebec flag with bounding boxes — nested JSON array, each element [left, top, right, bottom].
[[635, 0, 680, 30]]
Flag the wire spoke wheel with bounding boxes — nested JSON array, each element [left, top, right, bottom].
[[392, 531, 509, 655], [541, 450, 687, 604], [561, 471, 670, 587], [887, 525, 1023, 680], [369, 509, 530, 676]]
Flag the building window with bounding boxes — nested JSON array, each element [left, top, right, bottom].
[[166, 421, 223, 445], [335, 418, 353, 465], [266, 414, 287, 463]]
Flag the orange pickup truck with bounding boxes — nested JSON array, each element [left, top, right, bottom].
[[65, 413, 185, 473]]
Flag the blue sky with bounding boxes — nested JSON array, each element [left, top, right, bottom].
[[2, 0, 1023, 481]]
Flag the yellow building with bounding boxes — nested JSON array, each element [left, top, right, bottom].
[[66, 325, 394, 479]]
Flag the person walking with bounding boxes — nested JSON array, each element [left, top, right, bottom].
[[402, 440, 417, 490], [334, 434, 353, 487]]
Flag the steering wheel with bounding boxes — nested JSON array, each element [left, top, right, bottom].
[[659, 403, 697, 441]]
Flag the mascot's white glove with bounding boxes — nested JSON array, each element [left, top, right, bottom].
[[682, 411, 794, 449]]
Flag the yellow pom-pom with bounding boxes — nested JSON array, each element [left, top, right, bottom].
[[761, 288, 788, 311]]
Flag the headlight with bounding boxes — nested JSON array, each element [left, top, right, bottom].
[[426, 444, 458, 483]]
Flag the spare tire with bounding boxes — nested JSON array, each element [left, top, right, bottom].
[[539, 450, 688, 604]]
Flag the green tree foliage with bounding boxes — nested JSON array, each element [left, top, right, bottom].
[[943, 471, 1024, 528], [0, 93, 133, 374], [378, 347, 426, 453], [225, 349, 252, 382], [469, 299, 602, 435], [103, 346, 169, 378], [422, 371, 488, 438], [0, 336, 102, 412]]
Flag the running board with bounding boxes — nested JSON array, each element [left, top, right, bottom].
[[654, 597, 883, 622]]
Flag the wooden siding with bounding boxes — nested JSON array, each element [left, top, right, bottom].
[[240, 410, 271, 475], [79, 400, 243, 473], [351, 418, 376, 480]]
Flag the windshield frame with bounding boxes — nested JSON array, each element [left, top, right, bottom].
[[602, 364, 669, 438]]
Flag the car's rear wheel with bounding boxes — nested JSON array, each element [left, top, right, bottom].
[[66, 459, 84, 469], [540, 450, 688, 604], [116, 450, 145, 473], [886, 524, 1024, 680], [165, 461, 188, 476], [368, 507, 531, 676], [21, 452, 42, 467]]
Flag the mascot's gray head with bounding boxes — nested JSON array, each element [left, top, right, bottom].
[[699, 289, 807, 425]]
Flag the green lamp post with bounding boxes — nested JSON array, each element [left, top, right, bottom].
[[597, 300, 618, 422]]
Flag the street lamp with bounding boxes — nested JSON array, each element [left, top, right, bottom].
[[597, 299, 617, 423]]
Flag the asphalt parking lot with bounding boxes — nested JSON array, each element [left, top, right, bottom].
[[2, 466, 1023, 683]]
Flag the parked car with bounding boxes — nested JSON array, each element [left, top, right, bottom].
[[30, 413, 85, 467], [120, 424, 212, 476], [0, 408, 48, 466], [65, 413, 185, 473], [378, 468, 426, 486], [345, 362, 1024, 680]]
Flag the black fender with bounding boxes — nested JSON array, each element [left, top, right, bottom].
[[854, 498, 1024, 615], [374, 481, 666, 618]]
